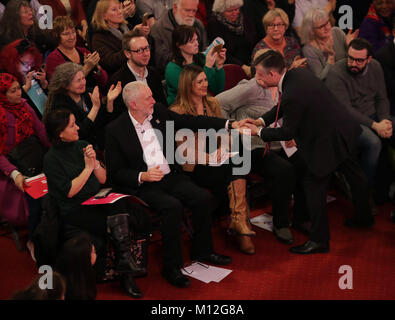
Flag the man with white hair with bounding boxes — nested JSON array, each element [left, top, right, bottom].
[[105, 81, 233, 288], [149, 0, 207, 73]]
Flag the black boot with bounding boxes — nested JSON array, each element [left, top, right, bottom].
[[120, 273, 142, 299], [107, 214, 147, 277]]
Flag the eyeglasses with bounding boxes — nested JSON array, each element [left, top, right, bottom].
[[128, 45, 150, 54], [224, 7, 240, 14], [267, 23, 286, 29], [18, 58, 34, 69], [314, 20, 330, 30], [61, 30, 77, 37], [347, 55, 369, 64]]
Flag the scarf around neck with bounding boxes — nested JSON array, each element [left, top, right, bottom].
[[213, 10, 244, 35]]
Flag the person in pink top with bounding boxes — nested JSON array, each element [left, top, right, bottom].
[[45, 16, 108, 94]]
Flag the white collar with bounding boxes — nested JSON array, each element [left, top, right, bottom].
[[278, 71, 287, 93], [127, 61, 148, 80], [128, 110, 152, 127]]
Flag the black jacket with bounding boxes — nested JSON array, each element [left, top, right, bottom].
[[105, 103, 227, 194], [109, 63, 167, 119], [259, 68, 362, 178]]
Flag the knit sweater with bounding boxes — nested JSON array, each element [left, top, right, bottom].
[[325, 58, 390, 127]]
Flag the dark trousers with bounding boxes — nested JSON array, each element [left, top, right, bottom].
[[305, 156, 371, 243], [252, 148, 309, 228], [137, 172, 216, 270]]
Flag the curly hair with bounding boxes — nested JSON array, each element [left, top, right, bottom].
[[44, 62, 84, 118]]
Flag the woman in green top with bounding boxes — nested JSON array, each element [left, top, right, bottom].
[[165, 25, 226, 106]]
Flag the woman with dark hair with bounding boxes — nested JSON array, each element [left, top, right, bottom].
[[0, 72, 49, 260], [45, 16, 108, 93], [165, 24, 226, 106], [55, 234, 97, 300], [170, 64, 255, 255], [359, 0, 394, 53], [43, 108, 151, 298], [45, 62, 121, 148], [0, 0, 55, 54], [12, 271, 66, 300]]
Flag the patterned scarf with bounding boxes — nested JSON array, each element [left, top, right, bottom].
[[213, 10, 244, 35], [365, 3, 391, 38], [0, 73, 34, 156]]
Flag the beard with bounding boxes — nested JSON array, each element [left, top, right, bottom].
[[174, 11, 195, 26], [347, 64, 367, 76]]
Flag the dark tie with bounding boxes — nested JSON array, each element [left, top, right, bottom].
[[263, 91, 282, 157]]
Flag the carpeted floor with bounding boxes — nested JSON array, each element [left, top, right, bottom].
[[1, 193, 394, 300]]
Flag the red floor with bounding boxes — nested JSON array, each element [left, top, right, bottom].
[[1, 194, 394, 300]]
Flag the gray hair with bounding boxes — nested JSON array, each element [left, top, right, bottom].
[[300, 8, 329, 44], [212, 0, 244, 13], [44, 62, 84, 117], [122, 81, 148, 108]]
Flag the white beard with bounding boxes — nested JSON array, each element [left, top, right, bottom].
[[174, 11, 195, 26]]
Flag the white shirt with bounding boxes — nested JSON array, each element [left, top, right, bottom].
[[127, 61, 148, 84], [128, 111, 171, 183]]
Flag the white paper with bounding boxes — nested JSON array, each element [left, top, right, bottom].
[[208, 150, 239, 167], [270, 119, 298, 158], [181, 262, 232, 283], [327, 195, 336, 203], [250, 213, 273, 232]]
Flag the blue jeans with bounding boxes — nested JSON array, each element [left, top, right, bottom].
[[357, 125, 382, 186]]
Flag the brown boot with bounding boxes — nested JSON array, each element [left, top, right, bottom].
[[227, 179, 256, 254]]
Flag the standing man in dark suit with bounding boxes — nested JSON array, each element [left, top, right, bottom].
[[109, 29, 167, 119], [241, 50, 374, 254], [105, 81, 233, 288]]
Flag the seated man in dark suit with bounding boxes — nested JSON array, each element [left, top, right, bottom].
[[240, 50, 374, 254], [105, 81, 233, 288], [109, 29, 167, 119]]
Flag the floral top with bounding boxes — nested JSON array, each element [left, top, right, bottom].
[[251, 36, 302, 67]]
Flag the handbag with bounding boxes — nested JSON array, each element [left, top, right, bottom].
[[7, 135, 46, 177]]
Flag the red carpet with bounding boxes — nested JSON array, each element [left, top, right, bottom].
[[1, 193, 394, 300]]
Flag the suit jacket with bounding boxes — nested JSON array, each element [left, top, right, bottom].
[[259, 68, 361, 178], [109, 63, 167, 119], [375, 41, 395, 116], [105, 103, 227, 194]]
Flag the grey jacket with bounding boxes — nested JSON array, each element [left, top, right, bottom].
[[216, 78, 279, 150]]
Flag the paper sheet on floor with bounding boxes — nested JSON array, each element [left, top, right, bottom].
[[250, 213, 273, 232], [181, 262, 232, 283]]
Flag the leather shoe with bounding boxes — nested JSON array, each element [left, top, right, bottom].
[[290, 240, 329, 254], [344, 217, 375, 228], [192, 253, 232, 265], [291, 221, 311, 235], [120, 273, 142, 299], [273, 227, 294, 244], [162, 268, 190, 288]]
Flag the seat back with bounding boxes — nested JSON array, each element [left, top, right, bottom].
[[223, 64, 249, 91]]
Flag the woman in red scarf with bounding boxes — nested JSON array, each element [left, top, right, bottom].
[[0, 73, 49, 260]]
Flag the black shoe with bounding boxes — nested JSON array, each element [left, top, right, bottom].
[[120, 273, 142, 299], [273, 227, 294, 244], [192, 253, 232, 265], [291, 221, 312, 235], [344, 217, 375, 228], [162, 268, 190, 288], [289, 240, 329, 254]]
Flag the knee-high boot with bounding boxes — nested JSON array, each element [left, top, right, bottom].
[[107, 214, 147, 277], [227, 179, 256, 254]]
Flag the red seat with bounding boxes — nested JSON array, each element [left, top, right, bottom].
[[223, 64, 249, 91]]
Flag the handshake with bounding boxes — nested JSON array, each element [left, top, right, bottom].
[[372, 119, 393, 138], [230, 118, 265, 136]]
